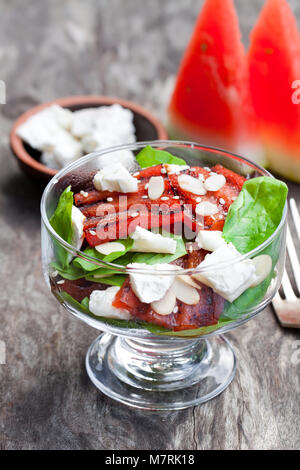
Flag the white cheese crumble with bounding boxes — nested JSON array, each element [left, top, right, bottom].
[[96, 149, 136, 172], [130, 226, 177, 254], [192, 243, 257, 303], [93, 162, 138, 193], [17, 103, 136, 170], [71, 108, 98, 138], [17, 105, 82, 168], [196, 230, 226, 252], [71, 206, 86, 250], [128, 263, 177, 304], [89, 287, 131, 320]]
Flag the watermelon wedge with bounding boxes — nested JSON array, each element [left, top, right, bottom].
[[248, 0, 300, 182], [168, 0, 264, 164]]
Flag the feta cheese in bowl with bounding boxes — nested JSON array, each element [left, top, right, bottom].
[[10, 96, 168, 182], [17, 103, 135, 170]]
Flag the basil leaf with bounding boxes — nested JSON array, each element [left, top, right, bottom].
[[73, 238, 134, 272], [49, 186, 74, 268], [136, 145, 186, 168], [223, 177, 287, 254]]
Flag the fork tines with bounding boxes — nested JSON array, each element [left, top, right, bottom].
[[272, 198, 300, 328]]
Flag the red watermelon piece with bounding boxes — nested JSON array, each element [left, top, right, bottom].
[[248, 0, 300, 182], [168, 0, 264, 164]]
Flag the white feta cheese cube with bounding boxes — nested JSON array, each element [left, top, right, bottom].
[[71, 108, 99, 138], [17, 105, 73, 151], [52, 132, 83, 168], [128, 263, 176, 303], [93, 104, 135, 138], [97, 150, 136, 172], [17, 105, 82, 169], [89, 286, 131, 320], [71, 206, 86, 251], [130, 227, 177, 254], [192, 243, 257, 302], [81, 129, 135, 154], [17, 111, 60, 151], [195, 230, 226, 252], [93, 162, 138, 193], [49, 104, 73, 130], [79, 104, 136, 153]]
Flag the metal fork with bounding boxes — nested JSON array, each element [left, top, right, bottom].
[[272, 198, 300, 328]]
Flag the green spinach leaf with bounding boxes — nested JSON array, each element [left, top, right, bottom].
[[85, 274, 127, 287], [73, 238, 134, 272], [49, 186, 74, 269], [136, 145, 187, 168], [223, 177, 287, 254], [50, 262, 87, 280], [58, 232, 186, 280]]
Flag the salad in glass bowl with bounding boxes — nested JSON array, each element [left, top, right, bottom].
[[41, 141, 287, 410]]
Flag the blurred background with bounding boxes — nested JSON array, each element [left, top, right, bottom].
[[0, 0, 298, 122]]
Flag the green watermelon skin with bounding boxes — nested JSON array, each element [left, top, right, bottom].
[[168, 0, 263, 163], [248, 0, 300, 181]]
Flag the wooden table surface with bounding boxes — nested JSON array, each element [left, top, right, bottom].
[[0, 0, 299, 450]]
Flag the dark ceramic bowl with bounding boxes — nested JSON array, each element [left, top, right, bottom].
[[10, 95, 168, 182]]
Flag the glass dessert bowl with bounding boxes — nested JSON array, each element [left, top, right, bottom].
[[41, 140, 287, 410]]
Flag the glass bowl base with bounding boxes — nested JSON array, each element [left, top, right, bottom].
[[85, 333, 236, 410]]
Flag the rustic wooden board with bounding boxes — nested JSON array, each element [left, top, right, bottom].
[[0, 0, 299, 450]]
